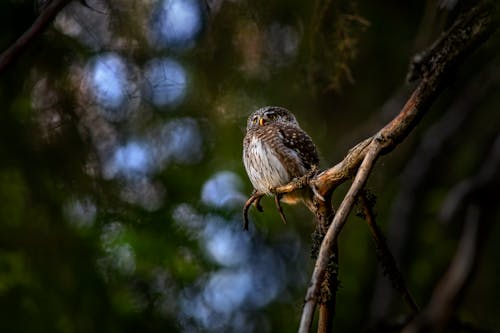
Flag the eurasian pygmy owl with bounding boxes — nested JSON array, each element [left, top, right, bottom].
[[243, 106, 319, 211]]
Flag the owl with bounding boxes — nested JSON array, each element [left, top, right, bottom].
[[243, 106, 319, 212]]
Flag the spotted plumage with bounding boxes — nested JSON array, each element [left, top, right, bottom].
[[243, 106, 319, 210]]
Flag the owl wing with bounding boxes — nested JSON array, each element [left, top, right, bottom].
[[278, 123, 319, 171]]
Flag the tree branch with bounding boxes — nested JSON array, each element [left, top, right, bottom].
[[0, 0, 72, 75], [312, 0, 499, 197], [296, 2, 499, 331], [359, 191, 419, 314], [299, 138, 382, 333], [370, 58, 500, 318]]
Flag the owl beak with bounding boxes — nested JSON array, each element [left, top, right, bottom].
[[259, 118, 265, 126]]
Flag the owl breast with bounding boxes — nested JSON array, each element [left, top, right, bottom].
[[243, 135, 304, 194]]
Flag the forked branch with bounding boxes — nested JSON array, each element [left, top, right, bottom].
[[296, 2, 499, 332]]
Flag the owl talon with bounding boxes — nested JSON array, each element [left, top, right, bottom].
[[253, 195, 264, 212], [243, 192, 264, 230], [274, 194, 288, 225]]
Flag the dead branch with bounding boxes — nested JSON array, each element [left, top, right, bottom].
[[296, 2, 499, 332], [359, 191, 419, 314], [0, 0, 72, 75]]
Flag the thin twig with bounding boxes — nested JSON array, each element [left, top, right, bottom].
[[359, 191, 419, 314], [0, 0, 73, 74]]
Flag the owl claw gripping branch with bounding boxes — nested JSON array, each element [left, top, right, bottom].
[[242, 106, 320, 230]]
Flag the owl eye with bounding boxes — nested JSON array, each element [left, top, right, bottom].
[[252, 116, 258, 124], [267, 113, 277, 120]]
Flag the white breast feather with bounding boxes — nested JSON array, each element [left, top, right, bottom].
[[244, 136, 291, 194]]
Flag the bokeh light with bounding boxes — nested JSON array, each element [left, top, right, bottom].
[[87, 53, 128, 109], [54, 1, 111, 49], [201, 171, 247, 209], [112, 141, 153, 176], [143, 58, 188, 107], [201, 215, 251, 266], [173, 201, 305, 332], [153, 117, 204, 166], [150, 0, 204, 49]]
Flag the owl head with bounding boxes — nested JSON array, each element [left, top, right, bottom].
[[246, 106, 298, 130]]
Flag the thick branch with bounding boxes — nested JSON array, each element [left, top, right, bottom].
[[0, 0, 72, 74]]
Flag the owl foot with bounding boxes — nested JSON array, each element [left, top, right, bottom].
[[305, 167, 325, 202], [274, 194, 288, 225], [243, 191, 264, 231]]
